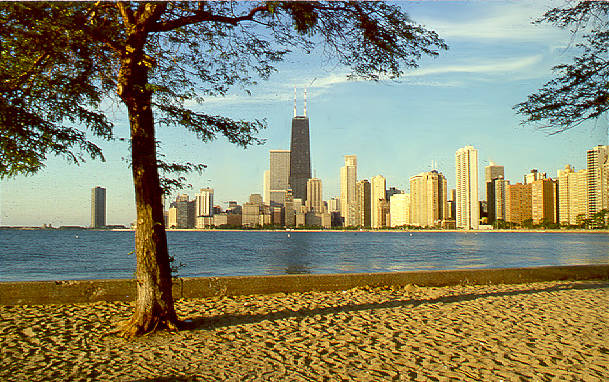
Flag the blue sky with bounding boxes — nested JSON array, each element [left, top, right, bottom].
[[1, 1, 607, 227]]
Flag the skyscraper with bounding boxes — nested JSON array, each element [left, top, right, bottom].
[[174, 193, 195, 228], [289, 90, 311, 202], [524, 169, 546, 184], [455, 146, 479, 229], [409, 170, 448, 227], [195, 188, 214, 217], [485, 161, 504, 184], [269, 150, 290, 206], [531, 178, 558, 224], [587, 145, 609, 218], [91, 186, 106, 228], [488, 176, 509, 224], [340, 155, 357, 226], [306, 178, 323, 213], [505, 183, 532, 225], [485, 161, 504, 208], [370, 175, 386, 228], [356, 179, 371, 227], [390, 193, 410, 227], [557, 165, 588, 225], [263, 170, 270, 205]]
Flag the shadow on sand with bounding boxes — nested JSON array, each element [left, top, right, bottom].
[[178, 281, 608, 332]]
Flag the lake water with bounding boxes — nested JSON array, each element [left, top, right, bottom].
[[1, 230, 608, 281]]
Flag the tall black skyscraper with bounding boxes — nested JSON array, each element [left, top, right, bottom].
[[289, 89, 311, 202], [91, 186, 106, 228]]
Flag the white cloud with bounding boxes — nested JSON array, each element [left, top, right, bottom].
[[416, 2, 567, 42], [404, 54, 543, 77]]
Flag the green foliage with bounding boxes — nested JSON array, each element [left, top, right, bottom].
[[0, 3, 117, 178], [514, 1, 609, 133], [1, 1, 446, 183], [591, 209, 609, 229]]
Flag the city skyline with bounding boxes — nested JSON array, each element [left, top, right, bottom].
[[1, 0, 608, 227]]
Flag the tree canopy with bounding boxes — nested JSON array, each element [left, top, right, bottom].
[[514, 1, 609, 134], [1, 2, 446, 179], [0, 1, 447, 337]]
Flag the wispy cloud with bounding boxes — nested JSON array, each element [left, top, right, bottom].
[[416, 3, 566, 42], [404, 54, 543, 77]]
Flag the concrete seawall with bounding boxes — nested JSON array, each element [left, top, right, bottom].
[[1, 264, 608, 305]]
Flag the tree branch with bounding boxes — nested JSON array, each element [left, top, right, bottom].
[[116, 2, 135, 30], [150, 5, 269, 32]]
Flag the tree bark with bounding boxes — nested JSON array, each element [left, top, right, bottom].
[[116, 29, 178, 338]]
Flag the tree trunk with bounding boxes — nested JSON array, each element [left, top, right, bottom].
[[116, 31, 178, 338]]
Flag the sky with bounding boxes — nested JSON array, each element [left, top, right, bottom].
[[1, 0, 608, 227]]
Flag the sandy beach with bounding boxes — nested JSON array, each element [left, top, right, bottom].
[[1, 280, 608, 381]]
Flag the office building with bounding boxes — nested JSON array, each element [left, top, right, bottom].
[[269, 150, 290, 206], [505, 183, 532, 225], [587, 145, 609, 218], [195, 188, 214, 218], [91, 186, 106, 228], [249, 193, 263, 206], [532, 178, 558, 224], [340, 155, 357, 226], [289, 90, 311, 202], [377, 199, 390, 228], [371, 175, 386, 228], [284, 189, 296, 227], [455, 146, 479, 229], [485, 161, 504, 184], [557, 165, 588, 225], [242, 203, 261, 227], [409, 170, 448, 227], [169, 194, 196, 229], [485, 161, 504, 218], [385, 187, 402, 200], [356, 179, 371, 227], [327, 198, 340, 213], [390, 193, 410, 227], [447, 189, 457, 220], [263, 170, 270, 204], [524, 169, 546, 185], [488, 176, 509, 224], [306, 178, 323, 213]]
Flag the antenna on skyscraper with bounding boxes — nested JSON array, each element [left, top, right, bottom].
[[304, 88, 307, 117]]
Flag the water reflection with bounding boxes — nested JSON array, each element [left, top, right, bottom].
[[264, 232, 313, 275]]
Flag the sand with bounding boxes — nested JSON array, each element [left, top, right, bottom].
[[1, 280, 608, 381]]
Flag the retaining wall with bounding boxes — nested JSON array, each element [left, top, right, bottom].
[[1, 264, 607, 305]]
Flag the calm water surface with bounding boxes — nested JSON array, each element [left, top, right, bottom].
[[1, 230, 608, 281]]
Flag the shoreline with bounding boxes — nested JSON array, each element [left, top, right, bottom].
[[136, 228, 609, 233], [2, 226, 608, 234]]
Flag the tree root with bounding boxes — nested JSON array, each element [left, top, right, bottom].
[[115, 314, 181, 340]]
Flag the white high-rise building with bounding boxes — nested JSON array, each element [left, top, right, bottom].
[[269, 150, 290, 206], [340, 155, 357, 226], [587, 145, 609, 218], [195, 188, 214, 217], [370, 175, 386, 228], [306, 178, 323, 213], [263, 170, 270, 205], [327, 198, 341, 213], [456, 146, 479, 229], [390, 193, 410, 227]]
